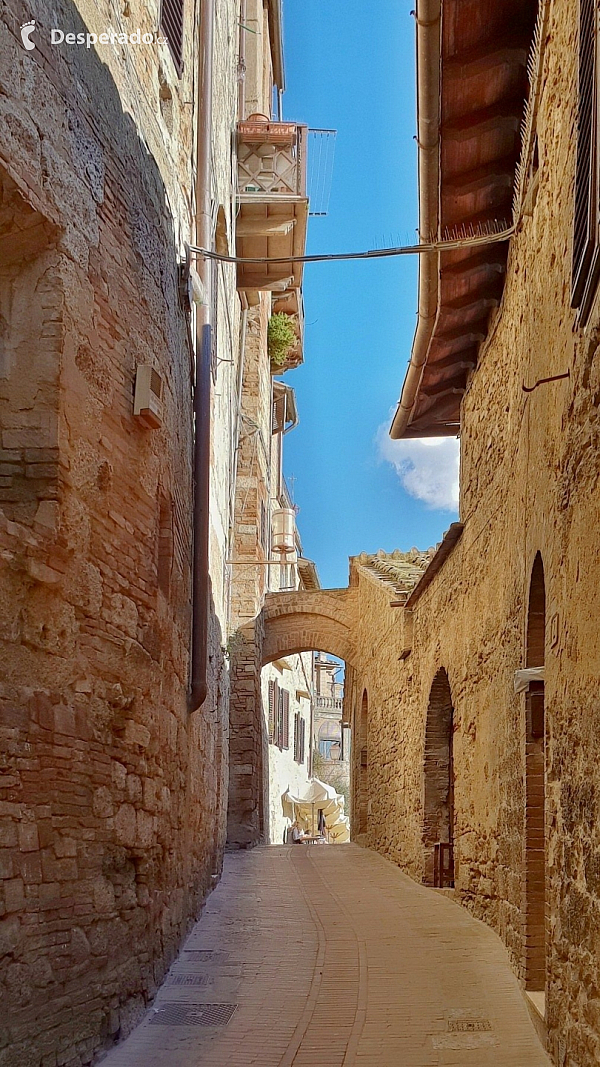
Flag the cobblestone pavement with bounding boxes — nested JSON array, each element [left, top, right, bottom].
[[100, 844, 550, 1067]]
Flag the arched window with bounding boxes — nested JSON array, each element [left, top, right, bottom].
[[423, 669, 454, 887]]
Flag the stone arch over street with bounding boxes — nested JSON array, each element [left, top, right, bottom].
[[227, 588, 357, 850], [423, 668, 455, 887], [261, 589, 358, 667]]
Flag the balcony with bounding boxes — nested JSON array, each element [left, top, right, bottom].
[[236, 115, 308, 300], [315, 697, 344, 711]]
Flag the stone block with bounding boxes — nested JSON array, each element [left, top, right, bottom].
[[0, 915, 21, 956], [124, 721, 151, 748], [92, 787, 114, 819], [38, 883, 61, 908], [19, 823, 39, 853], [4, 878, 25, 913], [114, 804, 136, 848], [0, 850, 14, 879]]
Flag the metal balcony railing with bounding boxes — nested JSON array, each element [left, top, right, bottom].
[[236, 115, 309, 306]]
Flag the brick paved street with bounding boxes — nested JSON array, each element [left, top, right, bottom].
[[100, 844, 550, 1067]]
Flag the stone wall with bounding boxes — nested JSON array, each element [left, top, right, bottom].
[[0, 0, 239, 1062], [349, 3, 600, 1061]]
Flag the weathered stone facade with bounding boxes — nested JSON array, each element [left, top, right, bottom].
[[0, 0, 240, 1061], [345, 3, 600, 1062]]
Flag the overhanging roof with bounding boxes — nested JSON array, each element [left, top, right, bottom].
[[297, 557, 320, 591], [267, 0, 285, 92], [392, 0, 537, 439]]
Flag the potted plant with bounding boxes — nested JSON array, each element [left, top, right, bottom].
[[268, 312, 297, 372]]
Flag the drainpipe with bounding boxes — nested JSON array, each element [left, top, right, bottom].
[[238, 0, 246, 118], [189, 0, 215, 712], [389, 0, 441, 440]]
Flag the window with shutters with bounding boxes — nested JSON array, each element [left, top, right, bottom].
[[282, 689, 290, 749], [572, 0, 600, 319], [160, 0, 185, 75], [268, 679, 278, 743], [275, 687, 290, 749], [294, 714, 306, 764]]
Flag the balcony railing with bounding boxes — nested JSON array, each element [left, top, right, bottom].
[[315, 697, 344, 710], [236, 115, 309, 306]]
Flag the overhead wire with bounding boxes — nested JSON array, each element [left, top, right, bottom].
[[188, 221, 516, 267]]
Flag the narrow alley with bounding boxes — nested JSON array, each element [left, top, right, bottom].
[[100, 844, 549, 1067]]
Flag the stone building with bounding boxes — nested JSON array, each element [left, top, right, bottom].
[[0, 0, 310, 1063], [313, 652, 350, 804], [344, 0, 600, 1062]]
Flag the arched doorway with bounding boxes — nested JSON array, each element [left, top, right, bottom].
[[523, 553, 546, 994], [423, 669, 454, 887], [357, 690, 369, 835]]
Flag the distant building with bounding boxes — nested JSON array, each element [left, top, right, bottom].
[[313, 652, 350, 804]]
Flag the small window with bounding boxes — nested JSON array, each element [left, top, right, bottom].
[[276, 688, 290, 750], [294, 714, 306, 764], [260, 500, 269, 553], [268, 679, 278, 743], [160, 0, 185, 75]]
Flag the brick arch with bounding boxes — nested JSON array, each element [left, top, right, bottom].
[[261, 588, 357, 666], [423, 668, 455, 887]]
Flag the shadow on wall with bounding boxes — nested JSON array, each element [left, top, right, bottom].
[[0, 4, 228, 1064]]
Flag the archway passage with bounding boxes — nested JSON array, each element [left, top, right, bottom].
[[524, 553, 546, 994], [423, 669, 454, 887]]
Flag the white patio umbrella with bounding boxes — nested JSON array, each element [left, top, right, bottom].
[[282, 778, 346, 840]]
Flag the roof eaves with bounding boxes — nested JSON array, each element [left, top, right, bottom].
[[267, 0, 285, 92]]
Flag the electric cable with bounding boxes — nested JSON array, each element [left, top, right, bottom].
[[188, 222, 515, 267]]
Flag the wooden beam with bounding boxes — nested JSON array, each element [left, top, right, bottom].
[[442, 104, 521, 143], [236, 217, 296, 237], [445, 44, 528, 81], [420, 376, 468, 400], [440, 250, 506, 277], [237, 272, 295, 291]]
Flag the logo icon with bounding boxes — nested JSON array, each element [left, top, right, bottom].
[[20, 20, 36, 50]]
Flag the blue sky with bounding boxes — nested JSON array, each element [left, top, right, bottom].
[[279, 0, 459, 589]]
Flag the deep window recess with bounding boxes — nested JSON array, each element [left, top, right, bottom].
[[572, 0, 599, 318], [294, 714, 306, 763], [273, 686, 289, 749], [160, 0, 185, 75]]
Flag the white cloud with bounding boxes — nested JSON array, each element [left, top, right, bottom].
[[377, 425, 460, 511]]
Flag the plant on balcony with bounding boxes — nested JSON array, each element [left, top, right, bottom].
[[268, 312, 297, 370]]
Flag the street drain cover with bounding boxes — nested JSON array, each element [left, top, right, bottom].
[[150, 1003, 237, 1027], [448, 1018, 492, 1032], [184, 950, 228, 962], [166, 974, 209, 986]]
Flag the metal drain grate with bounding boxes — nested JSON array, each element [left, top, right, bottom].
[[166, 974, 209, 987], [150, 1003, 237, 1027], [183, 949, 228, 962], [448, 1018, 492, 1032]]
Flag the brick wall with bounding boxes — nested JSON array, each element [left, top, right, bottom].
[[0, 0, 239, 1062]]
